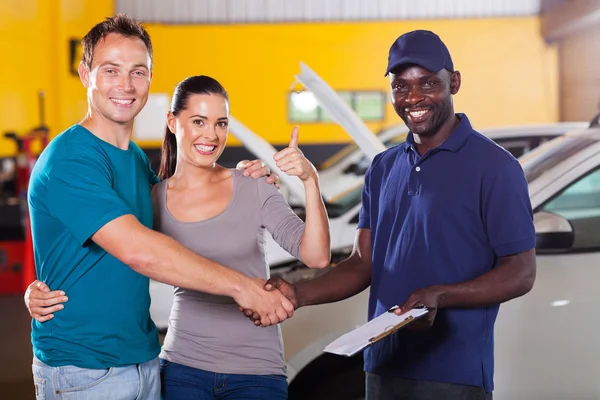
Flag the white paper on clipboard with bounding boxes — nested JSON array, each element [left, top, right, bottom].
[[323, 307, 429, 357]]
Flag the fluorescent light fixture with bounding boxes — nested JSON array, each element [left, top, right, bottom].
[[291, 91, 318, 113]]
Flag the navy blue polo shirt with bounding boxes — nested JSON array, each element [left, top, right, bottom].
[[358, 114, 535, 391]]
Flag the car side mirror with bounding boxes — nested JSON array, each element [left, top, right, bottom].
[[534, 211, 574, 253]]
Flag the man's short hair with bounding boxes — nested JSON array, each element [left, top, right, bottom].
[[81, 14, 153, 70]]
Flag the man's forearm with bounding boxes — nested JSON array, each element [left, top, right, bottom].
[[128, 228, 248, 297], [435, 251, 536, 308], [296, 252, 371, 307], [93, 215, 249, 297]]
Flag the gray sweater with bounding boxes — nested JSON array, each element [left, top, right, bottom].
[[152, 169, 305, 375]]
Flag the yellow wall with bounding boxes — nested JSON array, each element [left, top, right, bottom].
[[0, 0, 112, 156], [145, 17, 558, 147], [0, 5, 558, 154]]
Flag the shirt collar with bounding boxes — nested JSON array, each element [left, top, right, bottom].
[[404, 113, 473, 153]]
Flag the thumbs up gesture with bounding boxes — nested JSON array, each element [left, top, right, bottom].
[[273, 126, 317, 183]]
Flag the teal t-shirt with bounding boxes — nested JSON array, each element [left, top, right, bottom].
[[28, 124, 161, 368]]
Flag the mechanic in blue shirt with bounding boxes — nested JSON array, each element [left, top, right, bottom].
[[255, 30, 537, 399]]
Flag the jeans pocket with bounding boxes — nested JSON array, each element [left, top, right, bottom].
[[56, 365, 113, 393], [33, 377, 45, 400], [159, 359, 173, 370]]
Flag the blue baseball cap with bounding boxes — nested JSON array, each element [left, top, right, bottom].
[[385, 30, 454, 76]]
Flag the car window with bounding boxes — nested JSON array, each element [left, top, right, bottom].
[[318, 143, 360, 170], [493, 135, 559, 159], [494, 138, 532, 158], [344, 133, 408, 176], [325, 183, 363, 218], [542, 167, 600, 250]]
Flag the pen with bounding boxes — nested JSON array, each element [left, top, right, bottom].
[[387, 304, 427, 313]]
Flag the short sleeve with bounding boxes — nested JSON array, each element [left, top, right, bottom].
[[151, 183, 163, 231], [147, 158, 160, 185], [482, 160, 536, 256], [357, 164, 373, 230], [46, 157, 133, 246], [257, 178, 304, 260]]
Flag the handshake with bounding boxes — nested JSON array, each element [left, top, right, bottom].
[[235, 277, 298, 327], [25, 275, 300, 327]]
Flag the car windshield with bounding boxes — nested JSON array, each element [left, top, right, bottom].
[[324, 183, 364, 218], [349, 134, 407, 175], [318, 130, 407, 171], [520, 129, 600, 183]]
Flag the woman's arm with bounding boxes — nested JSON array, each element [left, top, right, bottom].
[[274, 127, 330, 268]]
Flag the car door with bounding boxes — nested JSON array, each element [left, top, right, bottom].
[[494, 157, 600, 400]]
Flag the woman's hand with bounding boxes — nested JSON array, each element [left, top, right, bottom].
[[273, 127, 317, 183], [24, 280, 68, 322]]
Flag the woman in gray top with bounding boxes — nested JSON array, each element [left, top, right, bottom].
[[153, 75, 330, 399]]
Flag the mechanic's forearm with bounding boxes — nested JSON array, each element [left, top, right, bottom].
[[295, 252, 371, 307], [127, 229, 248, 297], [435, 251, 536, 308], [299, 176, 331, 268]]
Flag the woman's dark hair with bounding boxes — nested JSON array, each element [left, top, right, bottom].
[[158, 76, 229, 180]]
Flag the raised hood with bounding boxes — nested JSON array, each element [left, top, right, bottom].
[[293, 62, 387, 160]]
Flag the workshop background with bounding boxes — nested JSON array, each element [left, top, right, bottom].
[[1, 0, 599, 398]]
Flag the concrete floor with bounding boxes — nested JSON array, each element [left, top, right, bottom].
[[0, 295, 36, 400]]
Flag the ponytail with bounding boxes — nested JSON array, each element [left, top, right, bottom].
[[157, 126, 177, 180]]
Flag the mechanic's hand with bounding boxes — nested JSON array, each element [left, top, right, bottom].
[[236, 160, 280, 189], [24, 280, 68, 323], [241, 276, 299, 326], [273, 127, 317, 183], [394, 286, 444, 331], [233, 277, 294, 327]]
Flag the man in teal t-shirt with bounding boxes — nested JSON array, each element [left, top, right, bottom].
[[27, 15, 294, 400], [29, 125, 160, 369]]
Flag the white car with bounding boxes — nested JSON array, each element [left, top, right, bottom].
[[294, 62, 589, 202], [315, 121, 588, 202]]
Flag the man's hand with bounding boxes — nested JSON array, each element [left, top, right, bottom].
[[236, 160, 280, 188], [273, 126, 317, 183], [233, 277, 294, 327], [24, 280, 68, 323], [394, 285, 444, 331], [241, 276, 298, 326]]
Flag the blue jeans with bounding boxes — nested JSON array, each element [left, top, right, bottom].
[[32, 356, 160, 400], [159, 359, 287, 400]]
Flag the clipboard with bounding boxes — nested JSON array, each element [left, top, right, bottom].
[[323, 306, 429, 357]]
